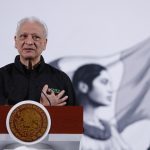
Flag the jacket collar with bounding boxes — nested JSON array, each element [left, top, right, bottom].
[[14, 55, 46, 73]]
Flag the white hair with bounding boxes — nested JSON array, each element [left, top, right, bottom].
[[16, 16, 48, 38]]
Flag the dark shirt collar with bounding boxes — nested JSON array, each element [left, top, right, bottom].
[[14, 55, 45, 73]]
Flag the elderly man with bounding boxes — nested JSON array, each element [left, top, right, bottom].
[[0, 17, 75, 106]]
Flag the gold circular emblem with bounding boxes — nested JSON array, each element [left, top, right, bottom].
[[6, 101, 51, 145]]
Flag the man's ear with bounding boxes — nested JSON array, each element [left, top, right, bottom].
[[14, 36, 17, 48], [43, 38, 47, 51], [78, 81, 89, 94]]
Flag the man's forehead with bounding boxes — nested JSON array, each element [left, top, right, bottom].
[[17, 22, 45, 35], [20, 22, 43, 30]]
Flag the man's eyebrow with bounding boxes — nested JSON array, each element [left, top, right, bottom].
[[32, 33, 41, 36], [18, 32, 27, 35]]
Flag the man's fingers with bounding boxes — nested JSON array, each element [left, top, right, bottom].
[[59, 96, 68, 103], [42, 84, 48, 93], [41, 91, 46, 101], [41, 87, 68, 106], [57, 102, 67, 106], [57, 90, 65, 99], [48, 88, 55, 95]]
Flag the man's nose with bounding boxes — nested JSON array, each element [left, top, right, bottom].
[[25, 35, 34, 45]]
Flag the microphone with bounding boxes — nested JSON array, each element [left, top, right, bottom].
[[27, 59, 33, 70]]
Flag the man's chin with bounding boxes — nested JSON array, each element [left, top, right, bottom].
[[23, 55, 34, 60]]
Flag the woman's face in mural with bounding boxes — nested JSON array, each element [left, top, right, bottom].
[[88, 70, 113, 106]]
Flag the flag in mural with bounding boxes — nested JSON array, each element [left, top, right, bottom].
[[114, 38, 150, 132]]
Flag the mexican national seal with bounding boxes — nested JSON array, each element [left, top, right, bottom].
[[6, 101, 51, 144]]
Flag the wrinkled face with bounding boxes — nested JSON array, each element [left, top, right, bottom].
[[88, 70, 113, 106], [15, 21, 47, 62]]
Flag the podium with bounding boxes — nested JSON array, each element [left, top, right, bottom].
[[0, 106, 83, 150]]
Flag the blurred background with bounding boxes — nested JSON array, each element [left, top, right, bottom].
[[0, 0, 150, 66]]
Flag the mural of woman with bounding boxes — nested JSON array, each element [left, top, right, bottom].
[[72, 64, 130, 150], [49, 37, 150, 150]]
